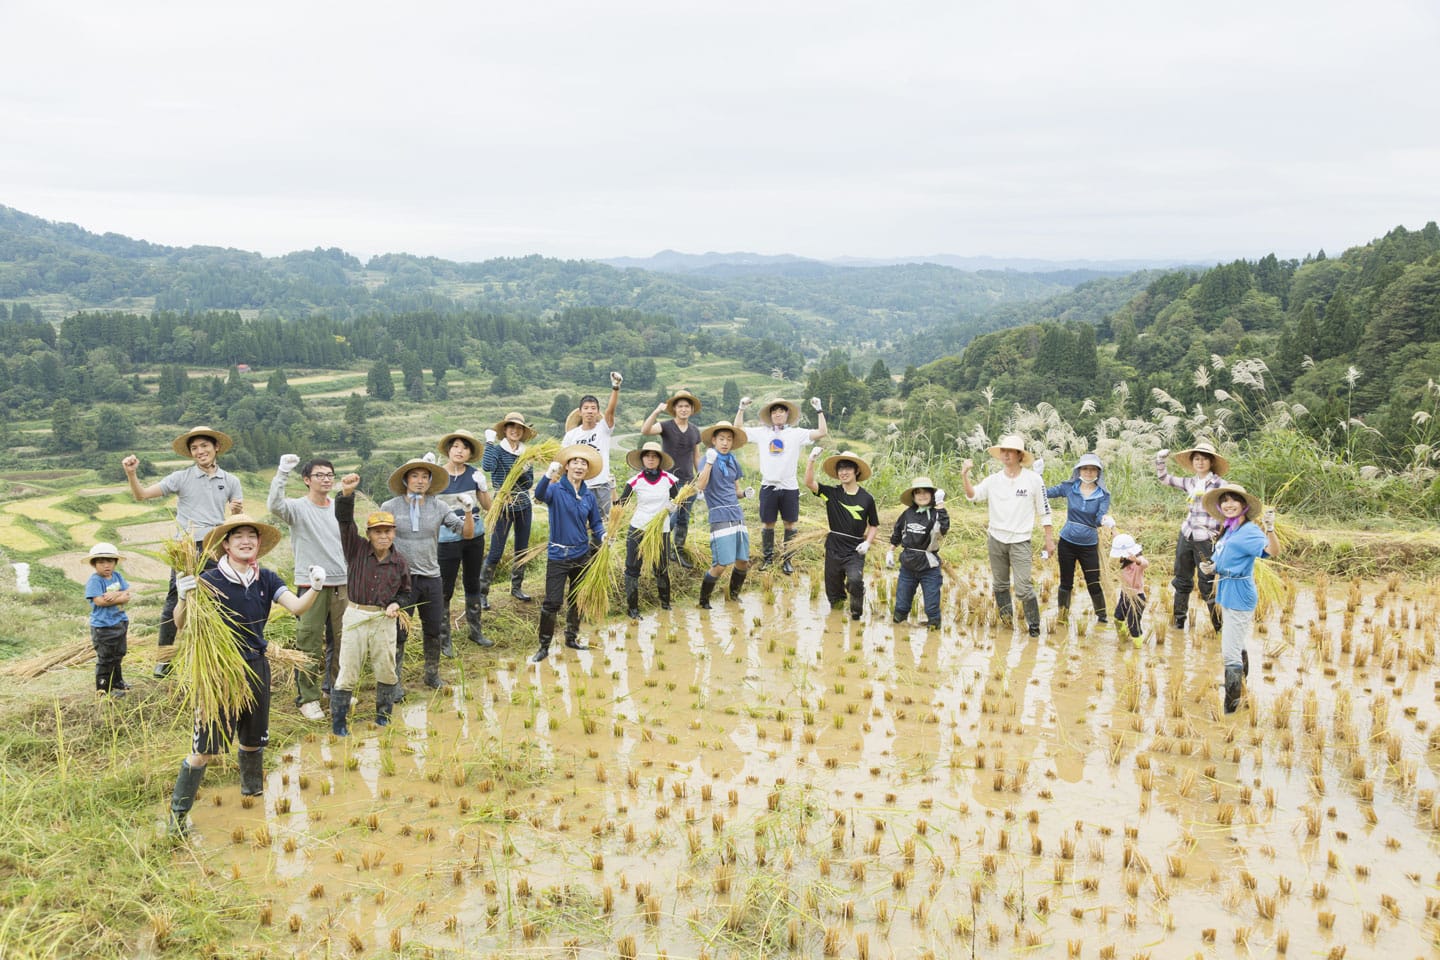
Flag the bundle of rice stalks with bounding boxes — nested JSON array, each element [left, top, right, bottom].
[[1253, 560, 1291, 621], [165, 538, 257, 742], [484, 438, 562, 531], [638, 483, 699, 574], [569, 500, 634, 623]]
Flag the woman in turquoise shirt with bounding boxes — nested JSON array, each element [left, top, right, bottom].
[[1200, 484, 1279, 713]]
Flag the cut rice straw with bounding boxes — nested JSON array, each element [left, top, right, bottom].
[[569, 500, 634, 624], [638, 482, 698, 574], [485, 438, 561, 531]]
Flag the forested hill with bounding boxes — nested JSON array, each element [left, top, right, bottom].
[[0, 205, 1115, 357]]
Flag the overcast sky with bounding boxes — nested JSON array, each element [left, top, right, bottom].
[[2, 1, 1436, 264]]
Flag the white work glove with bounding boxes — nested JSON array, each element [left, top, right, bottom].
[[1033, 457, 1045, 475], [484, 429, 497, 444], [610, 370, 623, 388], [422, 451, 437, 464], [809, 447, 824, 462], [1263, 507, 1276, 533], [666, 500, 679, 513], [476, 473, 490, 493], [743, 486, 755, 499], [809, 396, 823, 412], [1040, 549, 1050, 561], [704, 448, 719, 465], [176, 574, 197, 600], [738, 396, 752, 410], [1156, 448, 1170, 461], [934, 489, 946, 507], [308, 565, 326, 589], [277, 453, 300, 474], [1199, 560, 1216, 576], [1101, 514, 1116, 529], [885, 549, 895, 568], [546, 461, 562, 478], [856, 541, 870, 556], [458, 492, 475, 510]]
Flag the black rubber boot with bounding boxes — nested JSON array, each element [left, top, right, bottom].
[[532, 612, 555, 663], [376, 683, 397, 726], [331, 689, 352, 736], [1208, 602, 1223, 633], [1241, 649, 1249, 679], [728, 567, 747, 601], [698, 574, 717, 610], [1056, 588, 1071, 623], [466, 594, 492, 647], [657, 565, 672, 610], [759, 528, 775, 570], [238, 749, 264, 797], [169, 760, 205, 837], [1023, 597, 1041, 638], [994, 588, 1013, 624], [781, 528, 796, 575], [423, 655, 446, 690], [438, 610, 454, 658], [511, 566, 532, 602], [1223, 665, 1244, 713], [477, 561, 495, 611], [625, 575, 640, 620], [564, 634, 589, 651]]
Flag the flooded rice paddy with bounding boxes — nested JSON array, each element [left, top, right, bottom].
[[192, 569, 1439, 959]]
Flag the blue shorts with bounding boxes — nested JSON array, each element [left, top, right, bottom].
[[710, 526, 751, 566], [758, 486, 800, 524]]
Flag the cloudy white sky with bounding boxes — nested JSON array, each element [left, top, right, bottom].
[[2, 1, 1436, 264]]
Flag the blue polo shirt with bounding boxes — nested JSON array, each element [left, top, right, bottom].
[[199, 564, 289, 661], [534, 474, 605, 560], [85, 570, 130, 628], [1212, 522, 1270, 612]]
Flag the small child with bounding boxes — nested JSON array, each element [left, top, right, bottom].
[[1109, 533, 1148, 639], [84, 542, 132, 696]]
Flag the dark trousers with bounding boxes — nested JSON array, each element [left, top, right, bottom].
[[91, 623, 128, 691], [1171, 536, 1215, 620], [541, 554, 586, 640], [485, 506, 532, 577], [824, 551, 866, 617], [410, 574, 445, 659], [894, 566, 942, 623], [1115, 592, 1146, 636], [1056, 538, 1106, 611], [672, 498, 693, 549], [624, 528, 671, 590], [159, 543, 215, 646], [439, 535, 486, 602]]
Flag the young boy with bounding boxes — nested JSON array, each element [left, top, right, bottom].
[[563, 371, 623, 513], [887, 477, 950, 629], [641, 388, 703, 567], [804, 449, 879, 621], [166, 515, 322, 837], [961, 434, 1054, 638], [735, 396, 827, 573], [84, 542, 133, 696], [332, 473, 414, 736], [694, 421, 754, 609], [122, 426, 244, 676], [1154, 441, 1228, 631], [531, 444, 607, 662]]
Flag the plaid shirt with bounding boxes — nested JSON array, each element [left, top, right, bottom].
[[1155, 456, 1223, 541]]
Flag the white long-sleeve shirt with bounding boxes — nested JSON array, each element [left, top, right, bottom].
[[968, 468, 1052, 544]]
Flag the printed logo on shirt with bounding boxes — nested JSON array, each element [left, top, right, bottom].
[[768, 437, 785, 455], [841, 502, 866, 521]]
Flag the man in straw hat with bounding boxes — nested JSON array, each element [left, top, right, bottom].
[[331, 473, 415, 736], [618, 440, 681, 618], [694, 420, 755, 608], [479, 412, 539, 609], [804, 448, 879, 621], [268, 455, 348, 721], [961, 434, 1054, 638], [122, 426, 245, 678], [562, 371, 623, 514], [887, 478, 949, 629], [641, 388, 704, 567], [166, 514, 323, 837], [380, 457, 473, 690], [530, 444, 608, 662], [1154, 440, 1228, 632], [735, 394, 827, 574], [84, 541, 134, 696], [1198, 484, 1278, 712]]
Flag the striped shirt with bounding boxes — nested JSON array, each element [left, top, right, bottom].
[[481, 440, 533, 511]]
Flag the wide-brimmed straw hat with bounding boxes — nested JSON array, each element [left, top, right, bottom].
[[700, 420, 749, 447], [986, 434, 1035, 467], [492, 411, 537, 442], [172, 426, 234, 457], [665, 389, 702, 417], [821, 450, 872, 483], [387, 458, 448, 497], [1109, 533, 1143, 559], [1172, 441, 1230, 477], [365, 510, 396, 532], [437, 429, 482, 462], [1071, 452, 1105, 481], [87, 542, 121, 565], [1201, 483, 1263, 522], [558, 443, 603, 480], [899, 476, 938, 507], [203, 514, 282, 560], [760, 398, 801, 423], [625, 440, 674, 472]]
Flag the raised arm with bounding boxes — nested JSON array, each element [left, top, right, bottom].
[[641, 403, 666, 437], [121, 455, 163, 501], [603, 371, 621, 428]]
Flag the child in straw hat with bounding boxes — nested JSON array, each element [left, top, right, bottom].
[[641, 389, 704, 567], [531, 445, 607, 662], [84, 542, 133, 696], [735, 395, 828, 574], [694, 421, 754, 609], [961, 434, 1054, 638], [619, 441, 681, 618], [1154, 440, 1228, 632], [167, 515, 323, 836], [804, 448, 879, 621], [1198, 484, 1279, 713], [121, 426, 245, 677], [480, 412, 539, 608], [886, 478, 949, 629]]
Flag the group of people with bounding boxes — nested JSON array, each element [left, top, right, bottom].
[[79, 377, 1279, 835]]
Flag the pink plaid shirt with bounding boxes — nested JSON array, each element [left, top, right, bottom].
[[1155, 456, 1223, 541]]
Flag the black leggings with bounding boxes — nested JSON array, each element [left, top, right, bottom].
[[439, 535, 486, 602], [1056, 537, 1105, 612]]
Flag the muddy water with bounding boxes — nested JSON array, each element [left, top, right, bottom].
[[199, 567, 1440, 958]]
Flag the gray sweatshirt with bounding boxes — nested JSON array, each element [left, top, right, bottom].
[[267, 472, 349, 586], [380, 494, 464, 579]]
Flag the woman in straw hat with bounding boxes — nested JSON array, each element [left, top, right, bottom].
[[735, 394, 827, 574], [380, 458, 473, 690], [434, 429, 494, 649], [804, 448, 879, 621], [1198, 484, 1278, 713], [960, 434, 1054, 639], [618, 441, 681, 618], [530, 444, 607, 663], [1154, 440, 1228, 632], [641, 389, 704, 567], [479, 412, 539, 609], [121, 426, 244, 677], [886, 478, 949, 629], [694, 421, 755, 609], [166, 515, 323, 836], [1044, 452, 1114, 624]]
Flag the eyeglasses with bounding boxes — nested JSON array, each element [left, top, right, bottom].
[[307, 472, 335, 480]]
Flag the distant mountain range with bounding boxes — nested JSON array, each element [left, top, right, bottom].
[[601, 249, 1198, 275]]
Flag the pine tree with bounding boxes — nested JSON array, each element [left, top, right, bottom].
[[367, 358, 395, 401]]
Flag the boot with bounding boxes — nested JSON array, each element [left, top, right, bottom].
[[728, 567, 747, 601], [698, 574, 718, 610], [376, 683, 397, 726], [532, 612, 555, 663], [1056, 588, 1071, 623], [510, 566, 532, 602], [466, 594, 492, 646], [759, 528, 775, 570], [658, 570, 672, 611], [1241, 649, 1249, 679], [781, 528, 796, 575], [1023, 596, 1041, 638], [331, 689, 352, 736], [423, 655, 446, 690], [169, 760, 206, 837], [1207, 602, 1223, 632], [994, 588, 1013, 624], [1223, 665, 1244, 713], [477, 561, 496, 611], [564, 633, 589, 651], [1172, 590, 1189, 631], [625, 575, 641, 620], [438, 611, 454, 657], [392, 636, 407, 702], [238, 749, 264, 796], [674, 529, 693, 569]]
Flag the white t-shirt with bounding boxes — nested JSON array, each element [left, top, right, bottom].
[[969, 468, 1052, 544], [564, 419, 614, 488], [755, 425, 813, 491]]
